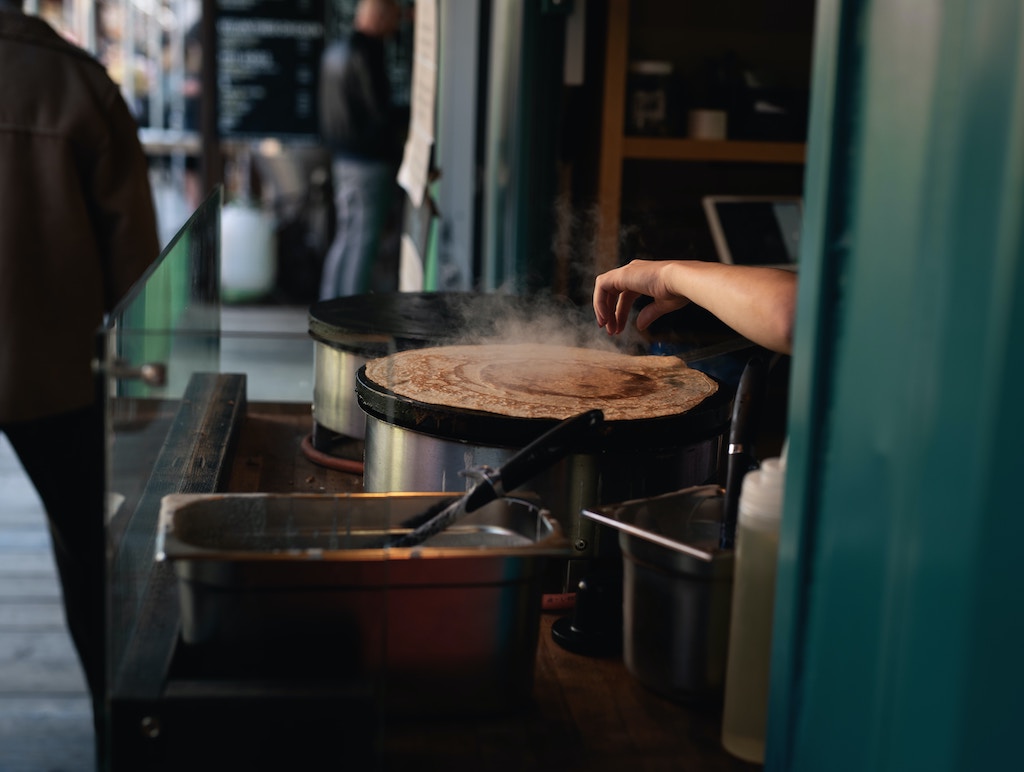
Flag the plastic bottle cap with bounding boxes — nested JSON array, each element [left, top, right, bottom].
[[738, 456, 785, 525]]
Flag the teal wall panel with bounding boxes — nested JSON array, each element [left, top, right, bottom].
[[769, 1, 1024, 770]]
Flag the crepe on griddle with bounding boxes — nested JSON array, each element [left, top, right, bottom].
[[364, 343, 718, 422]]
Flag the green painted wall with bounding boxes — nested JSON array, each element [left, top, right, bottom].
[[769, 1, 1024, 770]]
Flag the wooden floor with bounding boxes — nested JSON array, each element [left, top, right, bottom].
[[0, 432, 96, 772], [0, 305, 312, 772]]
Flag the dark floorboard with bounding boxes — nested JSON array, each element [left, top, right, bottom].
[[1, 434, 96, 772]]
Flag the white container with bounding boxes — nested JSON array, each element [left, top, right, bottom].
[[688, 109, 728, 140], [221, 201, 276, 303], [721, 454, 786, 763]]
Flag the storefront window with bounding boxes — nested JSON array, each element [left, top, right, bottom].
[[35, 0, 198, 132]]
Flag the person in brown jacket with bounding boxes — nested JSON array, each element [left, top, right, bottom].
[[0, 0, 159, 756]]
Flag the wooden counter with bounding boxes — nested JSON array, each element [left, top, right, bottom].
[[365, 611, 756, 771]]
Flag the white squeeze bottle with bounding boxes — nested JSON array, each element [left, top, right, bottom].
[[721, 451, 786, 764]]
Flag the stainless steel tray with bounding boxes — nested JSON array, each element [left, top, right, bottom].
[[156, 492, 569, 714]]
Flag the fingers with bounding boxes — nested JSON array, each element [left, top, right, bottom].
[[613, 290, 637, 334], [593, 273, 636, 335], [594, 260, 662, 335], [595, 292, 625, 334], [593, 260, 694, 336], [592, 275, 619, 330]]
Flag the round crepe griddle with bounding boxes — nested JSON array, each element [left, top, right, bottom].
[[357, 343, 732, 448], [308, 291, 481, 355]]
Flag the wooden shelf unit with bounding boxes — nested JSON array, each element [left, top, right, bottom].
[[595, 0, 808, 275], [622, 137, 806, 163]]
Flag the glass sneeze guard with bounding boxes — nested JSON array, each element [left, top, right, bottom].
[[96, 186, 222, 717]]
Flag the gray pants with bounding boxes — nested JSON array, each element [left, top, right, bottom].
[[319, 157, 396, 299]]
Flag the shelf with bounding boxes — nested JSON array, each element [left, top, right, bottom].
[[594, 0, 813, 276], [622, 137, 806, 164]]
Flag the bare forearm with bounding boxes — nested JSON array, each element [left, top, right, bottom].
[[593, 260, 797, 355], [659, 262, 796, 354]]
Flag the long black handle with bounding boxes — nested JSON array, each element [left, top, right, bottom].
[[463, 408, 605, 512], [720, 356, 768, 549], [390, 409, 604, 548]]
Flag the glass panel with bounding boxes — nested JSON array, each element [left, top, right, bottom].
[[96, 186, 358, 760], [97, 187, 221, 720]]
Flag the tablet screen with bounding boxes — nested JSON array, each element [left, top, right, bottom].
[[702, 196, 802, 270]]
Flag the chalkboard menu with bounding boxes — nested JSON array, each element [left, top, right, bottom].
[[216, 0, 326, 138]]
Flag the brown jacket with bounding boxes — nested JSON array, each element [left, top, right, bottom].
[[0, 10, 159, 422]]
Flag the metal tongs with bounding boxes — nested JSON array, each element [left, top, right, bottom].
[[383, 408, 605, 548]]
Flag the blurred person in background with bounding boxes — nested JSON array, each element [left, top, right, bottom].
[[318, 0, 404, 298], [0, 0, 160, 760]]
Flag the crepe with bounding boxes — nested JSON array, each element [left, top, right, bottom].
[[364, 343, 718, 422]]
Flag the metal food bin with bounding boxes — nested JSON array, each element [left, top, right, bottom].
[[156, 492, 569, 714], [582, 485, 735, 702]]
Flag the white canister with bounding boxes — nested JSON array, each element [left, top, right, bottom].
[[688, 109, 728, 140], [221, 201, 277, 303], [721, 453, 785, 763]]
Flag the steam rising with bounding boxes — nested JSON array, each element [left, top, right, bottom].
[[437, 291, 644, 353], [416, 191, 654, 355], [426, 193, 652, 353]]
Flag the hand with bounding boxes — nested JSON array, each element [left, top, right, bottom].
[[595, 259, 797, 354], [593, 260, 690, 335]]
